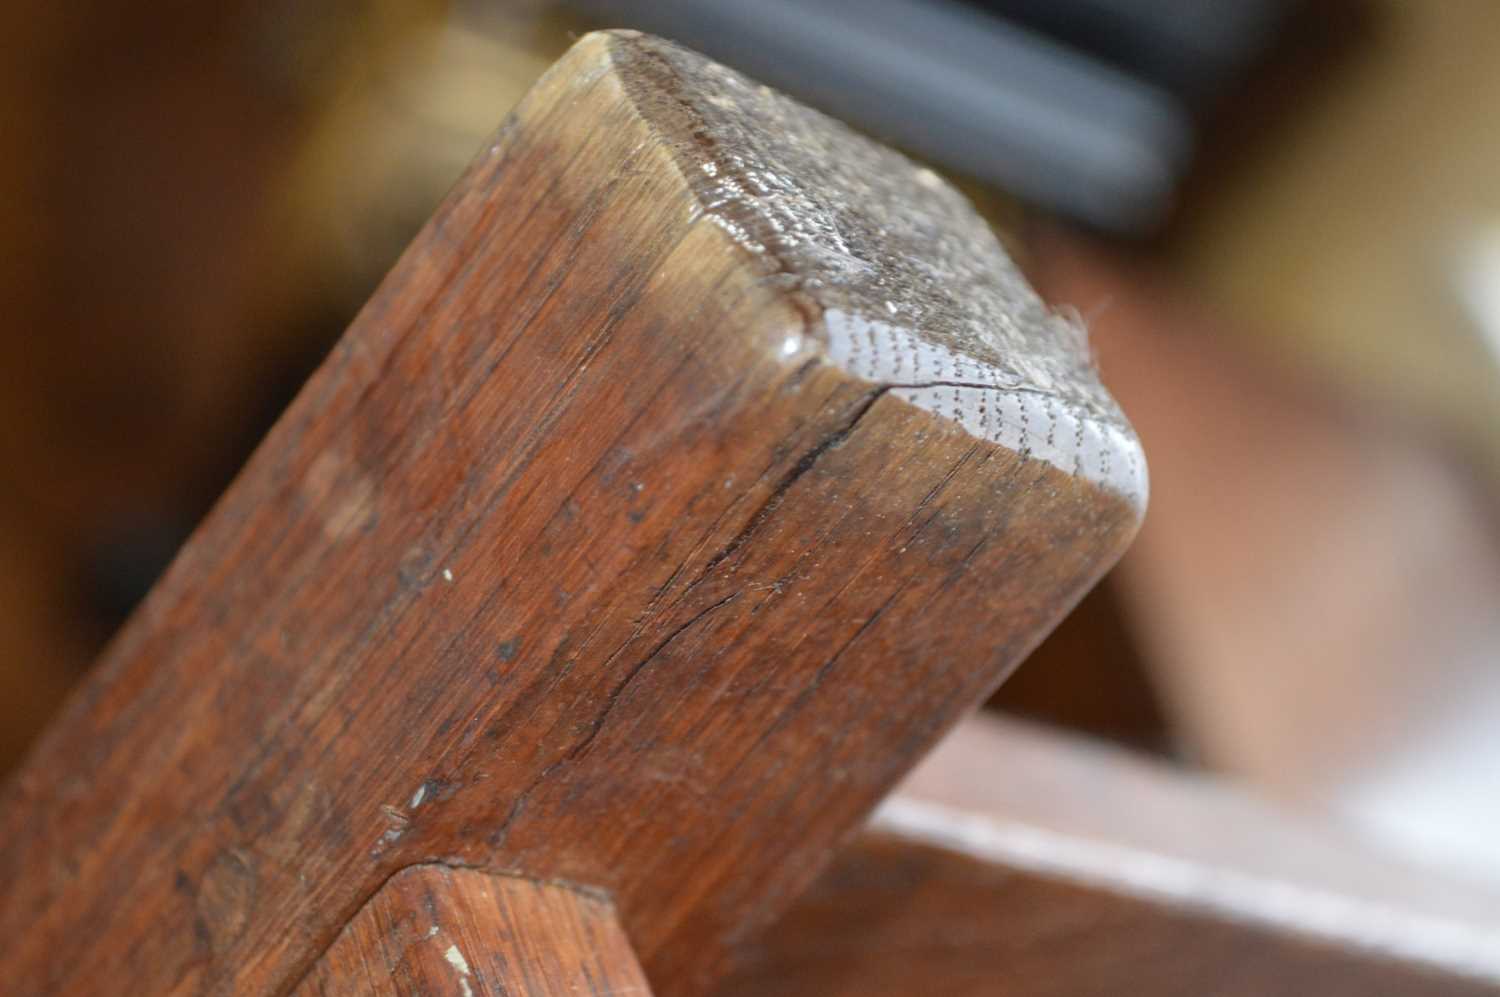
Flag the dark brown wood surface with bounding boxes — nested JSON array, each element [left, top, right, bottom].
[[294, 866, 652, 996], [715, 715, 1500, 996], [0, 32, 1142, 995]]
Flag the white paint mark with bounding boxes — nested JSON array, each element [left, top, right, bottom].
[[442, 568, 454, 583], [443, 943, 471, 974], [444, 943, 474, 997], [780, 335, 802, 357], [410, 784, 427, 809], [426, 924, 440, 939]]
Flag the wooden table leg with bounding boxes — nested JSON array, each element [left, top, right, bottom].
[[0, 31, 1143, 995]]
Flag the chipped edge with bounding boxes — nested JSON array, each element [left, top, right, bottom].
[[597, 30, 1147, 513], [825, 309, 1148, 511]]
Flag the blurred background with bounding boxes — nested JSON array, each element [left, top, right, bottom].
[[2, 0, 1499, 893]]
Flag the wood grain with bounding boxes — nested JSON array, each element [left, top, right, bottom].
[[714, 715, 1500, 996], [0, 32, 1142, 995], [295, 866, 652, 996]]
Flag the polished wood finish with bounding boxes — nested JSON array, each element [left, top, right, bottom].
[[716, 715, 1500, 996], [295, 866, 652, 996], [0, 31, 1141, 996], [718, 836, 1497, 997]]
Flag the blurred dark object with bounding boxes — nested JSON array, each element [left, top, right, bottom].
[[567, 0, 1364, 235], [976, 0, 1285, 103], [989, 583, 1173, 757]]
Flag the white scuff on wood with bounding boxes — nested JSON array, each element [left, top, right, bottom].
[[443, 942, 474, 997]]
